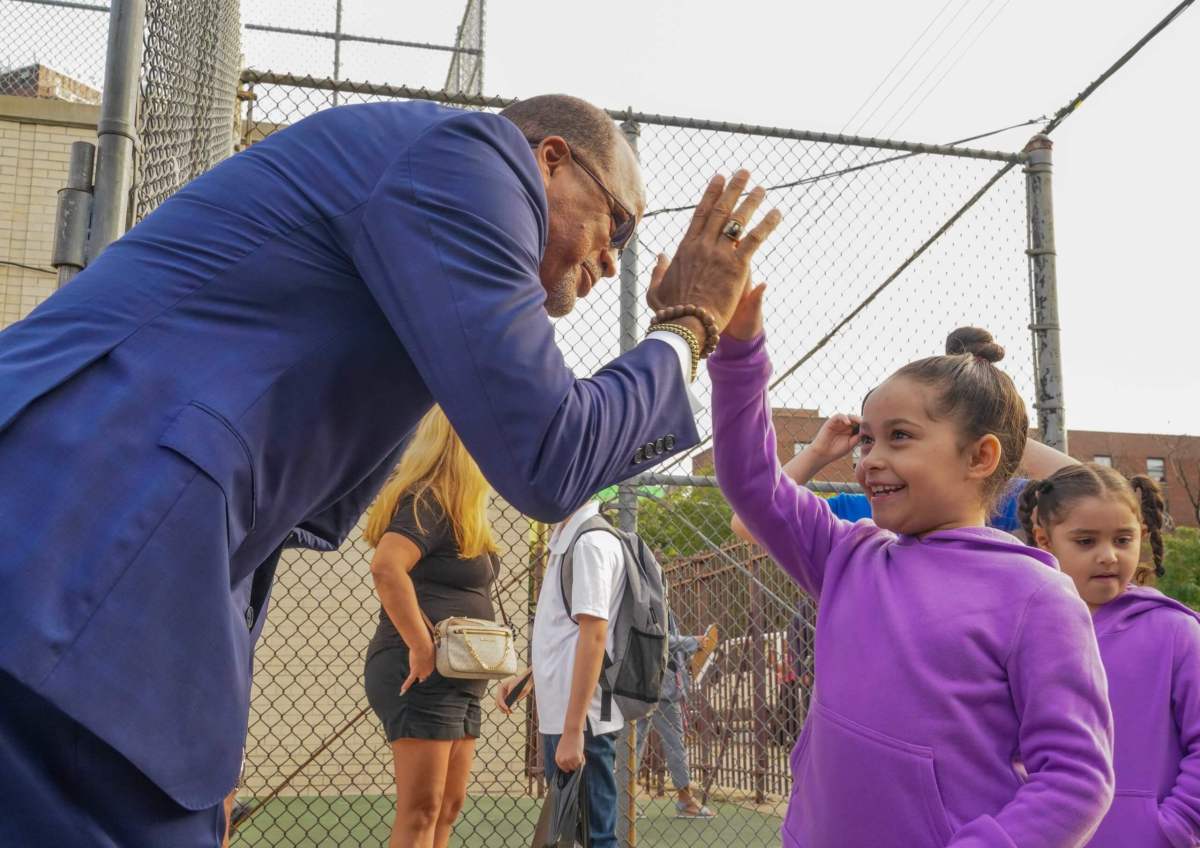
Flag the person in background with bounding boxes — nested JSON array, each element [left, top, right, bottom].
[[617, 614, 719, 821], [1021, 464, 1200, 848], [712, 283, 1113, 846], [362, 407, 500, 848], [779, 605, 815, 743], [496, 499, 629, 848]]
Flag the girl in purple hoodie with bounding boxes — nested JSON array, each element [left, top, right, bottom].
[[1021, 464, 1200, 847], [710, 286, 1114, 847]]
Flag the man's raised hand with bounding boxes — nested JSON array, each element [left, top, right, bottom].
[[647, 170, 782, 332]]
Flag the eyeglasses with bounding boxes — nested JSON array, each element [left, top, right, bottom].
[[528, 139, 637, 253]]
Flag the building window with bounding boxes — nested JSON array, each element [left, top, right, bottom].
[[1093, 455, 1112, 467], [1147, 458, 1166, 482], [793, 441, 810, 457]]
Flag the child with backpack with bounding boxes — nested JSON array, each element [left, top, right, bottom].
[[1021, 464, 1200, 847], [711, 281, 1114, 847], [497, 500, 668, 848]]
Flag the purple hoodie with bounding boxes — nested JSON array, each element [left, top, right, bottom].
[[710, 334, 1114, 848], [1088, 587, 1200, 848]]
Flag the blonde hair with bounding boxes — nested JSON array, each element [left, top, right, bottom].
[[364, 406, 496, 558]]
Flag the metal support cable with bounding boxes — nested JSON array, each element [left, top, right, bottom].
[[767, 161, 1017, 390], [1041, 0, 1195, 136]]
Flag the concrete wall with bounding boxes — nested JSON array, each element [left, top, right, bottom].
[[0, 95, 98, 328]]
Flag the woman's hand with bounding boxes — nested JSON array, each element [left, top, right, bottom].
[[401, 638, 436, 695], [494, 669, 532, 715], [555, 728, 586, 773], [722, 279, 767, 342]]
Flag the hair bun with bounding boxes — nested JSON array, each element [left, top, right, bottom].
[[945, 326, 1005, 364]]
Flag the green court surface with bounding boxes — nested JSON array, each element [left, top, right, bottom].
[[232, 794, 783, 847]]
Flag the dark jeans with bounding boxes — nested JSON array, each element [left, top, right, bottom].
[[542, 729, 618, 848]]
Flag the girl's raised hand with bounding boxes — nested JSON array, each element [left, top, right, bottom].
[[810, 413, 862, 463], [723, 280, 767, 342]]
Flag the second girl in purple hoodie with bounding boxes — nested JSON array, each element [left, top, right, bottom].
[[1022, 464, 1200, 847], [710, 286, 1113, 847]]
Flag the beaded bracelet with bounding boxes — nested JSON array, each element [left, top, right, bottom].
[[650, 303, 720, 357], [648, 322, 700, 383]]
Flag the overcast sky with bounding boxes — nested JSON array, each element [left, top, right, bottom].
[[6, 0, 1197, 435]]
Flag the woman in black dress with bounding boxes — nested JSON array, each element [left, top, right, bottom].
[[363, 407, 499, 848]]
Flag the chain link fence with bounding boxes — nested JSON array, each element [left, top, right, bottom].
[[1, 5, 1044, 841], [134, 0, 241, 219], [444, 0, 484, 95], [229, 74, 1038, 847], [0, 0, 108, 100]]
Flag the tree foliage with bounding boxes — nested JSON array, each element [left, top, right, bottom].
[[1161, 527, 1200, 611], [636, 485, 735, 560]]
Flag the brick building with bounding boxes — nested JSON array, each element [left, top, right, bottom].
[[0, 64, 101, 105], [694, 407, 1200, 528]]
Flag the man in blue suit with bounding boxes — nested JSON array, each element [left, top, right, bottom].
[[0, 94, 779, 843]]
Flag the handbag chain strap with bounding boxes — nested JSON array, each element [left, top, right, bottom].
[[458, 628, 514, 671]]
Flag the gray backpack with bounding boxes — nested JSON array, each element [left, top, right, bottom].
[[560, 514, 669, 723]]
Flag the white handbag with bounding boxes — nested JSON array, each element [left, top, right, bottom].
[[429, 616, 519, 680]]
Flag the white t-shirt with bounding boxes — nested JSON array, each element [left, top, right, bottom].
[[531, 502, 627, 736]]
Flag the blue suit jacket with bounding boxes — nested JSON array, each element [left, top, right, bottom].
[[0, 102, 697, 808]]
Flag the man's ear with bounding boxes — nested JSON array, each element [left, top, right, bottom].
[[966, 433, 1002, 481], [532, 135, 571, 181]]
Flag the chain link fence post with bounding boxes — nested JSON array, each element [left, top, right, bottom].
[[331, 0, 342, 107], [1024, 134, 1067, 451], [616, 115, 641, 848], [85, 0, 144, 262], [51, 140, 95, 287]]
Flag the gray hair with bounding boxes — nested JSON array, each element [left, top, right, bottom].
[[500, 94, 622, 172]]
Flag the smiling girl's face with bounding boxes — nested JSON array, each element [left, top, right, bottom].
[[1033, 495, 1142, 611], [854, 375, 996, 536]]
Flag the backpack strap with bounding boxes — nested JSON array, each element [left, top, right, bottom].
[[599, 654, 614, 722], [558, 514, 622, 623]]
